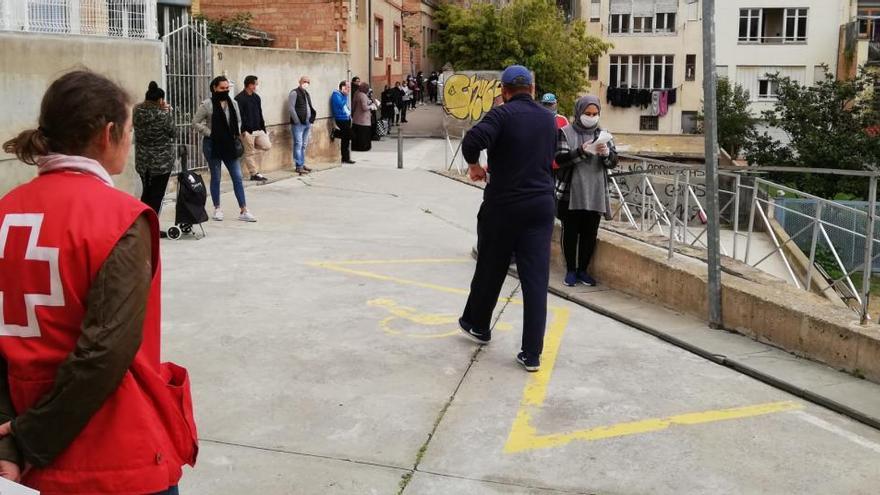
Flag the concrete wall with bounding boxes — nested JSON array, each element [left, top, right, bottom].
[[0, 32, 164, 196], [566, 223, 880, 383], [212, 45, 349, 169]]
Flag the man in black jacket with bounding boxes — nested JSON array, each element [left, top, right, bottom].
[[288, 76, 317, 175], [457, 65, 557, 373], [235, 75, 271, 181]]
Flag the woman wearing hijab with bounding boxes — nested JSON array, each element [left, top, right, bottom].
[[134, 81, 175, 229], [554, 95, 618, 287]]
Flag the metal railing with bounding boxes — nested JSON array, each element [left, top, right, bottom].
[[609, 155, 879, 325], [0, 0, 157, 39]]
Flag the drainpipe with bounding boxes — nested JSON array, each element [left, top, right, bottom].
[[368, 0, 373, 86]]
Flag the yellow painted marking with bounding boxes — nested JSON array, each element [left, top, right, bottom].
[[369, 298, 512, 339], [310, 258, 800, 452]]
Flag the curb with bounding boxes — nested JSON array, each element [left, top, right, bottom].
[[468, 246, 880, 433]]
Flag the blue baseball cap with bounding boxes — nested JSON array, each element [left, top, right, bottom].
[[541, 93, 557, 104], [501, 65, 533, 86]]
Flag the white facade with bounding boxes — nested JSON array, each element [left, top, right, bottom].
[[583, 0, 705, 135], [716, 0, 852, 115], [0, 0, 158, 39]]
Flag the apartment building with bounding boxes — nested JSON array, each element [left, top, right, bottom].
[[839, 0, 880, 78], [716, 0, 852, 116], [583, 0, 705, 135]]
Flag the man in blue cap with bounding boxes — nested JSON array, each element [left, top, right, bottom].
[[458, 65, 557, 372]]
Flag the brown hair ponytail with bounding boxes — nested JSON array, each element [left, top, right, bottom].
[[3, 70, 132, 166]]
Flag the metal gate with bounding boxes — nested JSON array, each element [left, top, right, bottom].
[[163, 16, 212, 171]]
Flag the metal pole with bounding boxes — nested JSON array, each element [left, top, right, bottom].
[[861, 177, 877, 325], [806, 201, 824, 292], [668, 171, 680, 259], [682, 170, 691, 243], [397, 124, 403, 169], [732, 174, 741, 260], [702, 0, 723, 328]]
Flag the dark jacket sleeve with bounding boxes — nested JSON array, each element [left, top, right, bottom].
[[0, 359, 22, 466], [462, 108, 503, 164], [10, 215, 152, 467]]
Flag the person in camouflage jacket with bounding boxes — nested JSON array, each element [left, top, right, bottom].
[[133, 81, 175, 223]]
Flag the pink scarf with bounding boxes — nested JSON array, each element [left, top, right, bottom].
[[36, 154, 115, 187]]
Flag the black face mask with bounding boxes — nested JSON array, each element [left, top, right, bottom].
[[211, 90, 230, 103]]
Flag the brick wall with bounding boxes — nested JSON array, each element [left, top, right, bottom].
[[199, 0, 350, 52]]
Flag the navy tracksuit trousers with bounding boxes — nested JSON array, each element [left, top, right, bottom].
[[461, 193, 556, 357]]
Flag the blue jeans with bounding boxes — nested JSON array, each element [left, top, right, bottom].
[[203, 138, 246, 209], [151, 486, 179, 495], [291, 122, 311, 169]]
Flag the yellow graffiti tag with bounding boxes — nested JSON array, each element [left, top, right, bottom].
[[368, 298, 512, 339], [443, 74, 503, 121]]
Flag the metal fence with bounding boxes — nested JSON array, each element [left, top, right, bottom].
[[775, 199, 880, 273], [162, 15, 211, 172], [610, 155, 879, 324], [0, 0, 157, 39]]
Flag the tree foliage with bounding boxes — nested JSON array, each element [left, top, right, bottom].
[[195, 12, 257, 46], [743, 67, 880, 199], [699, 78, 755, 158], [428, 0, 611, 116]]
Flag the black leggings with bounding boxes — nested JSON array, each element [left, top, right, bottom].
[[139, 172, 171, 216], [559, 202, 601, 273]]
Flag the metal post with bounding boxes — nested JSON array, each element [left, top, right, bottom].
[[702, 0, 723, 328], [397, 124, 403, 169], [668, 171, 680, 259], [640, 174, 647, 232], [861, 177, 877, 325], [682, 170, 691, 243], [806, 202, 824, 292], [732, 174, 741, 261]]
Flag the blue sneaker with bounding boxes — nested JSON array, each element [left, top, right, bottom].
[[564, 271, 577, 287], [516, 351, 540, 372], [577, 272, 597, 287], [459, 317, 491, 345]]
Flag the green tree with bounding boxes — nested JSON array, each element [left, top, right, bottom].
[[699, 78, 755, 157], [195, 12, 258, 46], [428, 0, 611, 116], [743, 67, 880, 199]]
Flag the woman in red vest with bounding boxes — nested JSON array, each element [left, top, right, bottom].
[[0, 71, 197, 494]]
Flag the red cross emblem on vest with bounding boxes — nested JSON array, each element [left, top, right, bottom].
[[0, 214, 64, 338]]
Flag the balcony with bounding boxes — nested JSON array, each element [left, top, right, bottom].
[[0, 0, 157, 39]]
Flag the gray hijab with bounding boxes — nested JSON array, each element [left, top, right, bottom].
[[572, 95, 602, 134]]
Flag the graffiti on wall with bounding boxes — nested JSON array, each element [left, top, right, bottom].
[[442, 73, 503, 121]]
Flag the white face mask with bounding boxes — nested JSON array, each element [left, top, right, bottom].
[[302, 83, 310, 89], [580, 115, 600, 128]]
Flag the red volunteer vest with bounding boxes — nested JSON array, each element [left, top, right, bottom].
[[0, 170, 197, 494], [552, 115, 569, 171]]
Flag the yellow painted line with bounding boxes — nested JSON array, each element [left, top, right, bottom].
[[504, 400, 802, 453], [309, 258, 799, 453]]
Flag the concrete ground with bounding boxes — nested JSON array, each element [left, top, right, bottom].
[[159, 149, 880, 494]]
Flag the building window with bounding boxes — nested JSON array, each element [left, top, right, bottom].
[[682, 111, 699, 134], [588, 55, 599, 80], [610, 14, 630, 34], [740, 8, 807, 44], [758, 78, 779, 99], [374, 17, 383, 59], [609, 55, 674, 90], [687, 0, 699, 22], [655, 13, 675, 33], [393, 24, 401, 60], [738, 8, 761, 42], [633, 16, 653, 33], [590, 0, 600, 22], [640, 116, 659, 131], [784, 8, 807, 42], [686, 54, 696, 81]]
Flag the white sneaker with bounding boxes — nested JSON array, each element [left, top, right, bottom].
[[239, 211, 257, 222], [213, 208, 224, 221]]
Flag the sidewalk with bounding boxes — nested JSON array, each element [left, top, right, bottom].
[[437, 168, 880, 433]]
